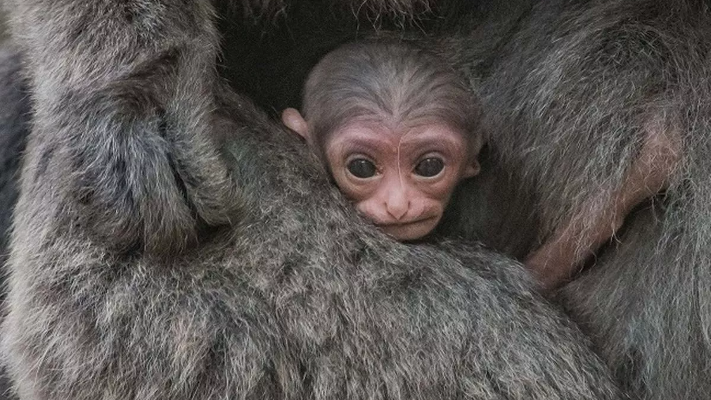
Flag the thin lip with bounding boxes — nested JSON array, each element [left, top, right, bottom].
[[375, 216, 437, 228]]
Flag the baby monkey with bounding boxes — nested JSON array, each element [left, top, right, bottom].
[[282, 39, 484, 241], [283, 39, 679, 290]]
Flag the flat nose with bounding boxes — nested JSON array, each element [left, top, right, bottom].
[[385, 187, 409, 220]]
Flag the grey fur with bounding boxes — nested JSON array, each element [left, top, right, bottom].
[[438, 0, 711, 398], [5, 0, 710, 399], [0, 46, 26, 274], [0, 45, 25, 400], [0, 1, 620, 400]]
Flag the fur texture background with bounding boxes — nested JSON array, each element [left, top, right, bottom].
[[1, 0, 710, 399]]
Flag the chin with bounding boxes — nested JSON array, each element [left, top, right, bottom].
[[380, 217, 440, 241]]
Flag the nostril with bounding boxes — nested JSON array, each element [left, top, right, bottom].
[[386, 200, 409, 220]]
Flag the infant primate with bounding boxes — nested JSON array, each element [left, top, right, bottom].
[[283, 39, 678, 290], [282, 40, 483, 241]]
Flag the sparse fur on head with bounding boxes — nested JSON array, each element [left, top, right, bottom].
[[302, 39, 484, 160]]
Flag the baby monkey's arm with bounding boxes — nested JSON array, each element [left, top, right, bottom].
[[525, 125, 681, 291]]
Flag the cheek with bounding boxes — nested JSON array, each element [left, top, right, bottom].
[[415, 179, 459, 207], [409, 195, 446, 217], [331, 173, 373, 202], [354, 199, 379, 219]]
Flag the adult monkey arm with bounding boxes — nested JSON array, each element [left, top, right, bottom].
[[0, 0, 267, 396], [3, 0, 238, 256]]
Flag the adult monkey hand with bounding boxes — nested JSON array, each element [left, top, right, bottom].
[[525, 123, 681, 291]]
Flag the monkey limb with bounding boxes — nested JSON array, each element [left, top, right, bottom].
[[525, 125, 682, 290]]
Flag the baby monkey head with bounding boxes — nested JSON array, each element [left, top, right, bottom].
[[283, 39, 485, 241]]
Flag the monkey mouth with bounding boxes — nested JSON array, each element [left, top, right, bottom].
[[376, 215, 438, 228], [374, 215, 441, 240], [375, 216, 441, 241]]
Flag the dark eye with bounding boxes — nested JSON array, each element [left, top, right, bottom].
[[347, 158, 377, 178], [414, 157, 444, 177]]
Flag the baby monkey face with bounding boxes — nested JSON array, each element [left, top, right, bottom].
[[325, 119, 479, 241]]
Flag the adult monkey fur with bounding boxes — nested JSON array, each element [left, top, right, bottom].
[[0, 39, 27, 400], [435, 2, 710, 399], [0, 0, 709, 399], [0, 1, 621, 399]]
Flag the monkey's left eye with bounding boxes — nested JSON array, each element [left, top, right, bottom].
[[414, 157, 444, 177]]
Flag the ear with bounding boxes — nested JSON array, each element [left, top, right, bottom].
[[281, 108, 310, 140], [462, 158, 481, 178]]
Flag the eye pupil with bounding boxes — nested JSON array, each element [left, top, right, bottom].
[[415, 157, 444, 177], [347, 159, 377, 178]]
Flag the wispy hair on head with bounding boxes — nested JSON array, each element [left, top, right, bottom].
[[302, 39, 484, 155]]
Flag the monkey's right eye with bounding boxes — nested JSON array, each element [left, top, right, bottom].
[[347, 158, 377, 178]]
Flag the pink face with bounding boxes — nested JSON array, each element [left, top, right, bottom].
[[323, 118, 479, 241]]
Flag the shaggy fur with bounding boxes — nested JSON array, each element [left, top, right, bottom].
[[0, 0, 620, 399], [437, 1, 711, 398], [0, 47, 26, 274], [3, 0, 711, 399], [0, 45, 25, 400]]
